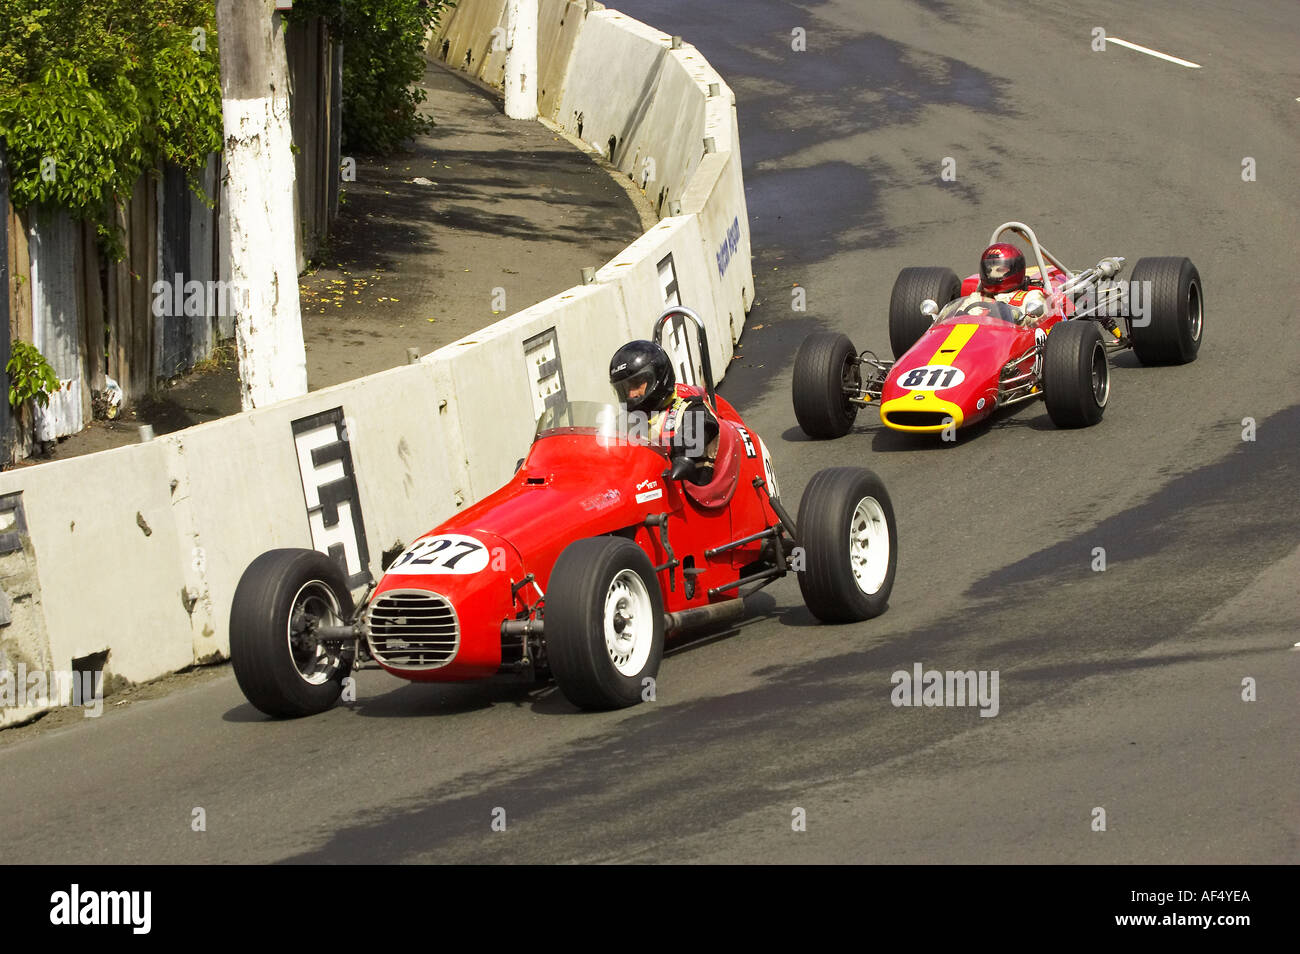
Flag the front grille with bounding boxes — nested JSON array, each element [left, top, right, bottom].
[[365, 590, 459, 669], [884, 411, 952, 428]]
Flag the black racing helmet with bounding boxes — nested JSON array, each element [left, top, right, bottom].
[[610, 339, 675, 414]]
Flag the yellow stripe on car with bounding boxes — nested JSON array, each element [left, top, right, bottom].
[[929, 323, 978, 366]]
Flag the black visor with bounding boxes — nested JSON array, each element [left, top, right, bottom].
[[613, 367, 657, 404]]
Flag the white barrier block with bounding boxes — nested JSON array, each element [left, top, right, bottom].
[[556, 12, 707, 210], [0, 443, 195, 684], [435, 0, 508, 82], [594, 216, 729, 381], [427, 280, 632, 497], [174, 362, 471, 659], [537, 0, 591, 118]]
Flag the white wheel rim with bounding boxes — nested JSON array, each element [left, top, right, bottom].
[[285, 581, 345, 686], [604, 569, 653, 677], [850, 497, 890, 595]]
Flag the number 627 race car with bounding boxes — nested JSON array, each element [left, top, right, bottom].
[[792, 221, 1204, 438], [230, 307, 898, 716]]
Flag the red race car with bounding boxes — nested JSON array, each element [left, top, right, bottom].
[[792, 222, 1204, 438], [231, 307, 898, 715]]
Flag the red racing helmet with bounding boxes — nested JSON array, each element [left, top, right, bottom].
[[979, 243, 1026, 294]]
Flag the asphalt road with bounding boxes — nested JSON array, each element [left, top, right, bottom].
[[1, 0, 1297, 864]]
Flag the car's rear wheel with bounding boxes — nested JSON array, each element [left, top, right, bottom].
[[546, 537, 665, 710], [792, 331, 860, 439], [1127, 256, 1203, 365], [889, 266, 961, 359], [230, 548, 356, 718], [796, 467, 897, 623], [1043, 320, 1109, 428]]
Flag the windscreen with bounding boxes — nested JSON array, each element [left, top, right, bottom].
[[533, 400, 668, 455], [938, 296, 1019, 325]]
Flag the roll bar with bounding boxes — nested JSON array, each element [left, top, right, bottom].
[[988, 221, 1076, 294], [652, 305, 716, 406]]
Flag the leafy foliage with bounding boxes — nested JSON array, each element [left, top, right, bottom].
[[293, 0, 453, 155], [6, 340, 61, 409], [0, 1, 222, 255]]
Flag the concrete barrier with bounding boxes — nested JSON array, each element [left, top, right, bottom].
[[0, 0, 753, 717], [432, 0, 754, 370], [426, 280, 633, 498]]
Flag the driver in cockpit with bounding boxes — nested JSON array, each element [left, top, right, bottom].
[[950, 243, 1048, 326]]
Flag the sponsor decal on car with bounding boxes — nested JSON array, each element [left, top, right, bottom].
[[635, 478, 664, 503], [580, 488, 622, 512]]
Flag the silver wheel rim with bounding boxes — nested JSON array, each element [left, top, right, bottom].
[[604, 569, 653, 677], [1187, 281, 1203, 343], [285, 581, 347, 686], [850, 497, 890, 595], [1090, 341, 1110, 407]]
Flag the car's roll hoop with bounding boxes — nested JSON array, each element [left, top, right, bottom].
[[652, 305, 717, 406], [988, 221, 1075, 294]]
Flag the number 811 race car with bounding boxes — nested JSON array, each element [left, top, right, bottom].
[[230, 308, 899, 716], [793, 222, 1204, 438]]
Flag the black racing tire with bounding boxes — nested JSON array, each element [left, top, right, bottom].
[[792, 331, 860, 439], [1127, 256, 1203, 365], [230, 548, 356, 718], [889, 266, 961, 359], [546, 537, 665, 710], [796, 467, 897, 623], [1043, 320, 1110, 428]]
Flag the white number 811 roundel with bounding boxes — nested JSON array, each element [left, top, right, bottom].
[[900, 365, 965, 391], [387, 534, 489, 574]]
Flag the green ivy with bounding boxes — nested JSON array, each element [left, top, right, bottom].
[[6, 340, 61, 409], [0, 1, 222, 258], [292, 0, 454, 155]]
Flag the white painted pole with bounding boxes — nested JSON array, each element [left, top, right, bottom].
[[216, 0, 309, 410], [504, 0, 539, 120]]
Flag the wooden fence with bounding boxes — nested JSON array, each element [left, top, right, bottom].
[[1, 15, 341, 463]]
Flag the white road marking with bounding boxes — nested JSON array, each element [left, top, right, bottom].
[[1108, 36, 1202, 69]]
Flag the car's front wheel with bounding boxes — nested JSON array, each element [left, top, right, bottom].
[[796, 467, 897, 623], [230, 548, 356, 718], [889, 266, 960, 359], [545, 537, 665, 710], [1043, 320, 1109, 428], [792, 331, 860, 439]]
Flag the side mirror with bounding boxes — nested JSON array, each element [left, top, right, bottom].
[[1024, 298, 1045, 319], [666, 456, 699, 483], [920, 299, 939, 318]]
